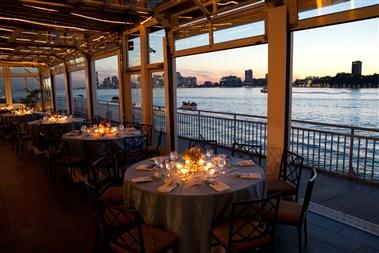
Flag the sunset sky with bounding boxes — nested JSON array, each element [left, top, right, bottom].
[[93, 16, 378, 84]]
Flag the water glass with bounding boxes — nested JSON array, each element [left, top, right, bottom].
[[119, 124, 124, 131], [165, 161, 175, 177], [217, 155, 227, 174], [170, 151, 178, 162], [206, 149, 214, 160]]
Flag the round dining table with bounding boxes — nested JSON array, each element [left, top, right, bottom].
[[28, 117, 84, 150], [123, 156, 267, 253]]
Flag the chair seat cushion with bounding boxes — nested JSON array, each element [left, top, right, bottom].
[[277, 200, 302, 225], [100, 186, 124, 205], [267, 179, 296, 196], [211, 219, 272, 253], [111, 224, 178, 253]]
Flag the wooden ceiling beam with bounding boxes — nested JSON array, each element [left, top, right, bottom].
[[0, 42, 77, 49]]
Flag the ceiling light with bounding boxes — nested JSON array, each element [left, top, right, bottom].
[[80, 42, 87, 47], [217, 1, 238, 6], [0, 36, 10, 39], [178, 16, 193, 19], [0, 47, 15, 51], [0, 17, 86, 31], [60, 35, 73, 39], [92, 36, 104, 42], [0, 27, 13, 32], [20, 49, 31, 52], [136, 10, 150, 15], [41, 33, 57, 37], [22, 31, 38, 35], [70, 12, 132, 25], [35, 40, 47, 43], [16, 38, 32, 42], [140, 16, 153, 25], [22, 4, 59, 12]]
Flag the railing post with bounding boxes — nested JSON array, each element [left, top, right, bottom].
[[348, 128, 355, 177], [197, 110, 201, 139], [233, 114, 237, 144]]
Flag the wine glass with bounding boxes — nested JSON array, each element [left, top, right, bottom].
[[165, 161, 175, 177], [217, 155, 227, 174], [154, 157, 163, 169], [170, 151, 178, 162], [80, 125, 87, 133], [206, 149, 214, 159]]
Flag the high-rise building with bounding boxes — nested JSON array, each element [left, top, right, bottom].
[[352, 61, 362, 75], [220, 75, 242, 87], [244, 69, 253, 85]]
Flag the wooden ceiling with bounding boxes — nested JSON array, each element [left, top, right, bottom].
[[0, 0, 343, 67]]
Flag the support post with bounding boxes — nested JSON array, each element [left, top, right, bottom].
[[50, 69, 56, 111], [140, 25, 153, 125], [266, 5, 292, 180], [64, 62, 72, 114], [85, 55, 96, 119], [163, 29, 178, 151], [3, 66, 12, 104]]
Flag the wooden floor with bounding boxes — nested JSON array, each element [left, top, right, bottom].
[[0, 137, 378, 253]]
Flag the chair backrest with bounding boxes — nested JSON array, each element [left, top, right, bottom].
[[188, 138, 218, 154], [138, 123, 153, 146], [301, 168, 317, 219], [156, 128, 163, 149], [100, 200, 145, 253], [279, 151, 304, 201], [228, 194, 281, 253], [231, 142, 262, 166], [83, 139, 114, 161]]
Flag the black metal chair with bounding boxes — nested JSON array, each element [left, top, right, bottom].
[[276, 168, 317, 253], [138, 123, 153, 147], [267, 151, 304, 202], [146, 128, 165, 158], [231, 142, 262, 166], [12, 121, 32, 156], [211, 194, 281, 253], [106, 202, 179, 253], [188, 138, 218, 154], [117, 135, 146, 176]]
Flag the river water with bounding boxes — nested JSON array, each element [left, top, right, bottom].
[[92, 87, 379, 129]]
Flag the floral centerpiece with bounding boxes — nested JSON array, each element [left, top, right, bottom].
[[47, 112, 67, 121], [93, 121, 117, 136], [181, 147, 207, 175]]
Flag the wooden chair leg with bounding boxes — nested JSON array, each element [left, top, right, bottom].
[[304, 217, 308, 245]]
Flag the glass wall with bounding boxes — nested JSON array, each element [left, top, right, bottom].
[[128, 34, 141, 67], [152, 71, 165, 131], [213, 21, 265, 44], [71, 70, 87, 117], [94, 55, 120, 122], [11, 77, 42, 108], [54, 74, 68, 113], [41, 77, 53, 111], [149, 29, 165, 64], [0, 77, 5, 104], [131, 73, 142, 122]]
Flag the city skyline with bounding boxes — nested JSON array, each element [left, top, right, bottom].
[[82, 17, 378, 85]]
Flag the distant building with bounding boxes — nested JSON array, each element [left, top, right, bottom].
[[244, 69, 253, 85], [176, 72, 197, 87], [352, 61, 362, 75], [152, 74, 164, 88], [220, 75, 242, 87], [202, 81, 213, 87]]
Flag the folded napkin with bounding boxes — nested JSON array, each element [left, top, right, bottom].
[[65, 130, 81, 136], [157, 181, 178, 192], [209, 181, 231, 192], [131, 176, 152, 183], [239, 172, 261, 179], [238, 159, 255, 167], [135, 164, 154, 171]]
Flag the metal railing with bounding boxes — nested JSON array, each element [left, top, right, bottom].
[[152, 106, 379, 183], [96, 100, 120, 123]]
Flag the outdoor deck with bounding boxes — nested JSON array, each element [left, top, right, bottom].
[[0, 138, 378, 253]]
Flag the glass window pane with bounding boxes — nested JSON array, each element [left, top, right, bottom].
[[152, 72, 165, 131], [42, 77, 53, 111], [11, 77, 42, 108], [0, 67, 3, 73], [175, 33, 209, 51], [54, 74, 68, 113], [0, 77, 5, 103], [214, 21, 264, 44], [128, 35, 141, 67], [10, 67, 39, 74], [94, 56, 120, 122], [71, 70, 87, 117], [298, 0, 379, 20], [131, 73, 142, 122], [149, 29, 165, 64]]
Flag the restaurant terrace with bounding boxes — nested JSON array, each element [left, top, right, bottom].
[[0, 1, 378, 253]]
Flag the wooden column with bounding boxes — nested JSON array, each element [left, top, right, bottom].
[[85, 55, 96, 119], [50, 70, 56, 111], [140, 25, 153, 124], [163, 29, 178, 151], [123, 34, 133, 122], [3, 66, 12, 104], [64, 62, 72, 114], [38, 69, 45, 111], [118, 38, 127, 124], [266, 5, 292, 179]]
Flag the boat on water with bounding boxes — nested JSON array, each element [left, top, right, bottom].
[[111, 96, 119, 102], [260, 87, 268, 93], [180, 101, 197, 110]]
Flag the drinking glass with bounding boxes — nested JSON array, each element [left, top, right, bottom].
[[217, 155, 227, 174], [80, 125, 87, 133], [165, 161, 175, 177], [206, 149, 214, 159], [170, 151, 178, 162], [119, 124, 124, 131], [154, 157, 164, 169]]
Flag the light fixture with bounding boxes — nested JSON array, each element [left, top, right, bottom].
[[22, 4, 59, 12], [0, 27, 13, 32], [0, 47, 15, 51], [60, 35, 73, 39], [35, 40, 47, 43], [70, 12, 132, 25], [22, 31, 38, 35], [178, 16, 193, 19], [0, 36, 10, 39], [140, 16, 153, 25], [80, 42, 87, 47], [136, 10, 150, 15], [217, 1, 238, 6], [92, 35, 104, 42], [16, 38, 32, 42], [0, 17, 86, 31]]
